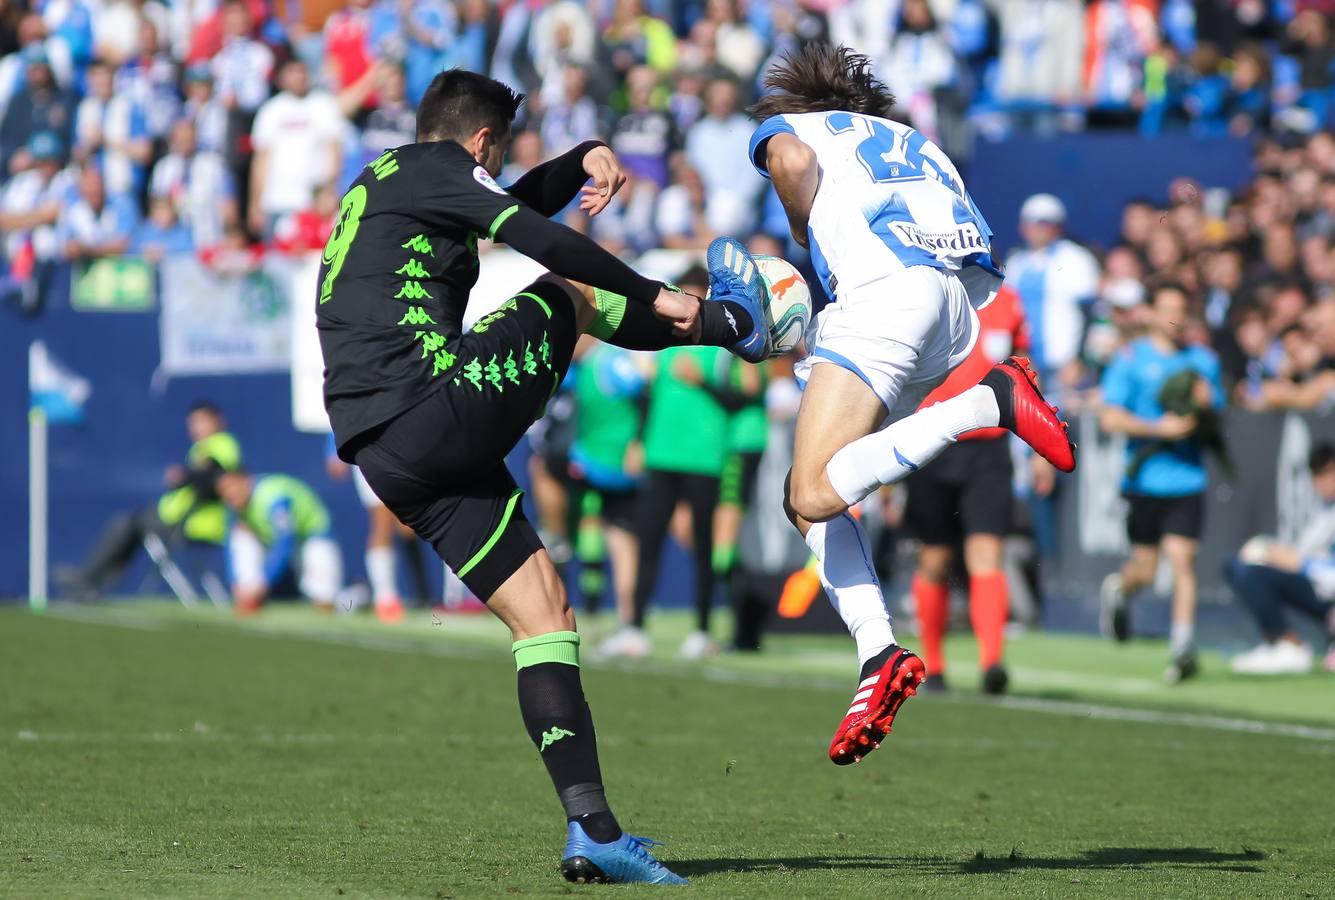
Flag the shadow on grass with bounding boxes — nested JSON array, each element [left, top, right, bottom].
[[672, 847, 1267, 878]]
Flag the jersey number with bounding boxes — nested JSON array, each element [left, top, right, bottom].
[[823, 113, 959, 193], [320, 185, 367, 304]]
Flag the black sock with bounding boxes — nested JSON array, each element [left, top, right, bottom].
[[858, 644, 901, 682], [590, 288, 753, 351], [979, 366, 1016, 431], [697, 298, 754, 348], [515, 650, 622, 843]]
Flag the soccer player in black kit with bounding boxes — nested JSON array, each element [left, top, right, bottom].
[[316, 69, 772, 885]]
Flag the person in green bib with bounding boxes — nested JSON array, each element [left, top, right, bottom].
[[621, 268, 733, 660], [567, 340, 648, 650], [712, 354, 769, 584], [58, 402, 241, 598], [215, 471, 343, 615]]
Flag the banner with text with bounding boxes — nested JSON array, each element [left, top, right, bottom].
[[159, 256, 295, 376]]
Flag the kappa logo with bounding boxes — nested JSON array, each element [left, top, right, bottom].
[[539, 726, 574, 751], [473, 166, 508, 195]]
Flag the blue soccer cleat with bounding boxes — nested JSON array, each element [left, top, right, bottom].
[[560, 821, 689, 885], [706, 236, 772, 363]]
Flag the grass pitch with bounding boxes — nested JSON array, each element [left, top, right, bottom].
[[4, 601, 1334, 898]]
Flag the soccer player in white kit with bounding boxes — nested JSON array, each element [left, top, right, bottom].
[[735, 44, 1076, 764]]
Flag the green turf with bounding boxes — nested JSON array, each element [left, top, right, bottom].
[[4, 602, 1334, 898]]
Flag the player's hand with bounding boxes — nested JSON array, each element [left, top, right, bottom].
[[624, 440, 645, 477], [653, 287, 702, 340], [164, 464, 185, 487], [1157, 413, 1197, 441], [326, 457, 350, 481], [1266, 545, 1303, 573], [580, 145, 627, 216], [1191, 374, 1214, 407]]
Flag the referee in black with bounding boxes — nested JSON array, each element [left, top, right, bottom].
[[316, 69, 758, 884]]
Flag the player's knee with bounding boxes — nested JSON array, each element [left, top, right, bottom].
[[787, 475, 845, 523]]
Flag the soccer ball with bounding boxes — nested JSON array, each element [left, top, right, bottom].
[[753, 254, 811, 355]]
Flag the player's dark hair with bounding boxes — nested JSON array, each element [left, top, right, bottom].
[[416, 69, 524, 143], [1310, 442, 1335, 474], [749, 44, 895, 121]]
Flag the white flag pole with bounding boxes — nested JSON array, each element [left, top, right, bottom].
[[28, 354, 49, 613]]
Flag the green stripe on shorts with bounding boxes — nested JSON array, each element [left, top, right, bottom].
[[458, 489, 524, 579]]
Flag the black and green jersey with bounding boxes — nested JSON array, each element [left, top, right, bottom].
[[317, 139, 665, 461]]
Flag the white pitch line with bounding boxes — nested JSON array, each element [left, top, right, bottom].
[[43, 605, 1335, 744]]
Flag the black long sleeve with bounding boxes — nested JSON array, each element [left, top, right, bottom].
[[493, 204, 662, 304], [504, 140, 606, 218]]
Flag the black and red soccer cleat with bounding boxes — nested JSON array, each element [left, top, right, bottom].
[[982, 357, 1076, 473], [828, 645, 926, 766]]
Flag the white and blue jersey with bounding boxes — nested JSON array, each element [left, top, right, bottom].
[[1005, 238, 1100, 383], [1100, 338, 1224, 497], [748, 111, 1001, 298]]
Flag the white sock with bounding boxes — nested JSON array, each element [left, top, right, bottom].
[[366, 545, 398, 606], [825, 385, 1000, 507], [803, 514, 896, 667], [1170, 620, 1194, 657]]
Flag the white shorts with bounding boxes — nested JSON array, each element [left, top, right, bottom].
[[794, 265, 997, 422], [353, 465, 383, 509], [229, 528, 343, 603]]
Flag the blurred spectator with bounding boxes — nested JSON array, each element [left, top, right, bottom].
[[991, 0, 1085, 133], [1083, 0, 1157, 120], [531, 0, 598, 107], [603, 0, 678, 79], [684, 76, 763, 235], [884, 0, 958, 143], [116, 17, 180, 141], [210, 0, 274, 114], [1226, 442, 1335, 675], [655, 150, 712, 250], [539, 64, 604, 156], [248, 59, 343, 239], [610, 65, 678, 191], [59, 165, 138, 261], [1098, 282, 1225, 683], [705, 0, 765, 84], [0, 45, 73, 175], [181, 64, 228, 155], [73, 60, 151, 198], [0, 130, 70, 311], [132, 195, 194, 261], [324, 0, 376, 102], [341, 61, 417, 177], [1083, 277, 1146, 374], [1005, 193, 1100, 400], [150, 117, 237, 250], [273, 182, 338, 253]]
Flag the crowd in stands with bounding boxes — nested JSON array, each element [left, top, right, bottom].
[[2, 0, 1335, 309]]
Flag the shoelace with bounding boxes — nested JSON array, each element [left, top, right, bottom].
[[625, 835, 665, 866]]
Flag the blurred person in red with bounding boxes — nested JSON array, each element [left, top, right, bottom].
[[272, 182, 338, 253], [324, 0, 376, 104], [904, 285, 1029, 695]]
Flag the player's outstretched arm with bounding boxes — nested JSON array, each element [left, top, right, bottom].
[[765, 133, 819, 249], [504, 140, 626, 218]]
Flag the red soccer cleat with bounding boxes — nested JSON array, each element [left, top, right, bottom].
[[984, 357, 1076, 473], [828, 646, 927, 766]]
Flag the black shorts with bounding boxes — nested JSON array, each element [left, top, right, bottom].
[[720, 451, 764, 508], [574, 484, 638, 531], [353, 277, 579, 600], [903, 437, 1013, 545], [1125, 492, 1204, 545]]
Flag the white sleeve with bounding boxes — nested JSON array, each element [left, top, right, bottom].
[[1042, 245, 1100, 369]]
